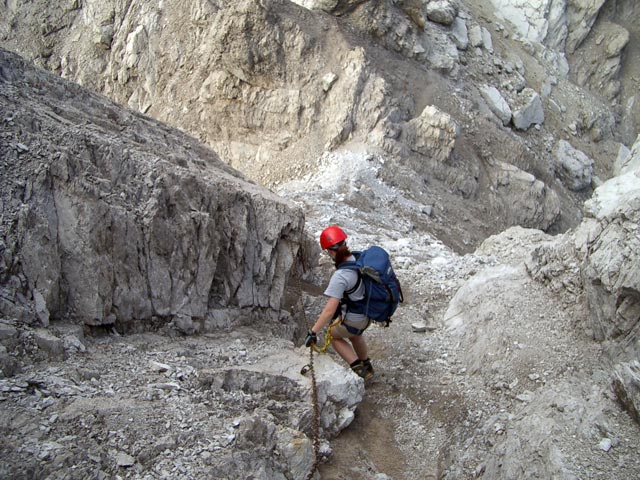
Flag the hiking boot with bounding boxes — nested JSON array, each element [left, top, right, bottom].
[[352, 362, 374, 382], [362, 360, 374, 381]]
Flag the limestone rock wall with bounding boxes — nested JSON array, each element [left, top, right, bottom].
[[526, 134, 640, 351], [489, 0, 638, 141], [0, 49, 305, 332], [525, 134, 640, 425], [0, 0, 582, 249], [0, 0, 387, 187]]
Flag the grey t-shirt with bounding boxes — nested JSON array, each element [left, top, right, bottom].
[[324, 257, 367, 325]]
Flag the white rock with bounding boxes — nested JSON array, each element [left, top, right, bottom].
[[614, 134, 640, 176], [33, 289, 50, 327], [278, 428, 315, 479], [584, 167, 640, 220], [450, 17, 469, 50], [481, 27, 494, 53], [412, 323, 428, 333], [149, 361, 171, 373], [489, 0, 568, 49], [33, 329, 64, 358], [322, 72, 339, 92], [614, 143, 632, 176], [290, 0, 338, 12], [403, 105, 458, 162], [116, 452, 136, 467], [598, 438, 612, 452], [512, 88, 544, 130], [469, 25, 484, 48], [553, 140, 594, 191], [479, 85, 512, 125], [151, 382, 181, 391], [426, 0, 458, 26]]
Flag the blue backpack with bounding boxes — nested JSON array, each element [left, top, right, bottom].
[[338, 246, 403, 326]]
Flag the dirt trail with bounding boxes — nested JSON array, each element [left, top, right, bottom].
[[317, 290, 457, 479]]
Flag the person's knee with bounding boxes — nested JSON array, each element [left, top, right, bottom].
[[330, 334, 344, 345]]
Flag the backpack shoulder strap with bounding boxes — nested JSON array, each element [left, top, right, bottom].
[[336, 258, 362, 296], [344, 269, 362, 296]]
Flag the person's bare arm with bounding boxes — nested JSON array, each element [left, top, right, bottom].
[[312, 297, 341, 333]]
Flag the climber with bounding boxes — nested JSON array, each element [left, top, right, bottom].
[[304, 225, 374, 381]]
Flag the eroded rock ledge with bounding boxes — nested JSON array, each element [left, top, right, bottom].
[[0, 48, 305, 335]]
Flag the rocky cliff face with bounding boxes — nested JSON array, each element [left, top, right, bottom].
[[3, 0, 624, 250], [489, 0, 639, 143], [443, 134, 640, 478], [0, 48, 305, 334]]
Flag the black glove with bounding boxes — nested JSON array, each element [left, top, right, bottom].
[[304, 330, 317, 347]]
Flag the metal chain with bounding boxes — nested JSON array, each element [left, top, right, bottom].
[[305, 345, 321, 480], [287, 240, 321, 479]]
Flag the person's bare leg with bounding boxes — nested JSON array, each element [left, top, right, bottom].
[[351, 335, 368, 361], [331, 337, 358, 364]]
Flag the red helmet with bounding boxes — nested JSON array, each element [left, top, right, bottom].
[[319, 225, 347, 250]]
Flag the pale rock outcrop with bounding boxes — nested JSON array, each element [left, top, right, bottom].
[[291, 0, 364, 13], [489, 0, 568, 47], [481, 24, 494, 53], [479, 84, 512, 126], [476, 379, 621, 479], [527, 149, 639, 346], [485, 162, 560, 230], [442, 134, 640, 476], [445, 210, 639, 474], [525, 135, 640, 425], [199, 346, 364, 476], [489, 0, 606, 52], [614, 135, 640, 176], [321, 48, 388, 150], [571, 20, 629, 101], [564, 0, 608, 53], [402, 105, 458, 162], [0, 49, 305, 332], [426, 0, 458, 26], [553, 139, 594, 191], [450, 16, 469, 50], [613, 361, 640, 424], [489, 0, 630, 104], [212, 349, 364, 438], [578, 163, 640, 341], [291, 0, 340, 12], [578, 165, 640, 424], [511, 87, 544, 130], [614, 143, 632, 176], [468, 24, 482, 48]]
